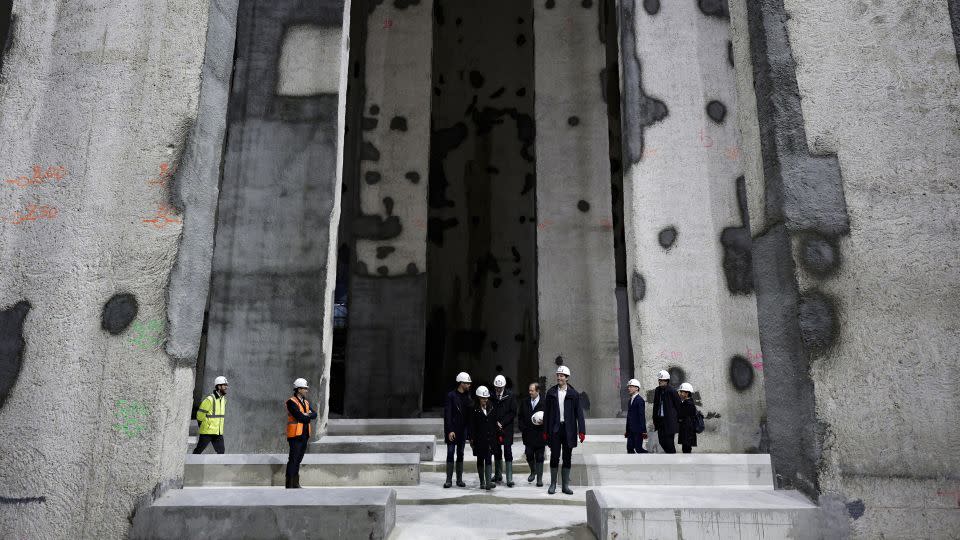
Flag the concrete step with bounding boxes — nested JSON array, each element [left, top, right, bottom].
[[587, 486, 822, 540], [311, 435, 435, 461], [327, 417, 629, 436], [183, 453, 420, 487], [430, 434, 647, 461], [130, 487, 396, 540], [422, 454, 773, 488]]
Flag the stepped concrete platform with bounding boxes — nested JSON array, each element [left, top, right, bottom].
[[587, 487, 822, 540], [327, 417, 629, 436], [130, 487, 396, 540], [429, 434, 644, 464], [311, 435, 435, 461], [183, 453, 419, 487]]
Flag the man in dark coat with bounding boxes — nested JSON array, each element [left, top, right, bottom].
[[491, 374, 517, 486], [652, 369, 681, 453], [543, 362, 586, 495], [468, 386, 498, 490], [677, 382, 698, 453], [442, 371, 473, 488], [517, 381, 546, 486], [624, 378, 648, 453]]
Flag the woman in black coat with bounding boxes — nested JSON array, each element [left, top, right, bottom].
[[468, 386, 498, 490], [517, 382, 546, 486], [676, 382, 698, 453]]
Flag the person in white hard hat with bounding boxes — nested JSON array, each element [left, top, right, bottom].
[[285, 378, 317, 488], [194, 375, 229, 454], [677, 382, 698, 454], [652, 370, 681, 453], [624, 378, 648, 454], [543, 359, 586, 495], [517, 382, 546, 486], [442, 372, 473, 488], [491, 374, 517, 487], [468, 385, 498, 490]]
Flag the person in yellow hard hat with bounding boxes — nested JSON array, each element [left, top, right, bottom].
[[194, 376, 228, 454], [285, 378, 317, 488]]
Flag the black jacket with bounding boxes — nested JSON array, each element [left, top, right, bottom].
[[543, 384, 586, 447], [468, 404, 498, 458], [443, 389, 472, 437], [517, 394, 546, 448], [625, 393, 646, 434], [677, 398, 698, 447], [492, 388, 517, 433], [653, 384, 681, 435]]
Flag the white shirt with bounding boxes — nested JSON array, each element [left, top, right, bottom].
[[557, 386, 567, 422], [630, 393, 636, 406], [531, 395, 539, 409], [482, 407, 489, 416]]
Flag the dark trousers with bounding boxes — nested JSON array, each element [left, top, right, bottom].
[[446, 439, 465, 463], [525, 446, 545, 464], [286, 435, 309, 478], [193, 434, 224, 454], [548, 435, 573, 469], [682, 443, 692, 454], [658, 431, 676, 454], [626, 432, 647, 454], [494, 433, 513, 461]]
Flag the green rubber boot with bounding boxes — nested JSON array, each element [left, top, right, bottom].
[[548, 466, 558, 494], [493, 458, 503, 482], [561, 467, 573, 495], [443, 461, 453, 488], [485, 462, 496, 490], [506, 461, 514, 487], [455, 461, 466, 487], [536, 462, 544, 487]]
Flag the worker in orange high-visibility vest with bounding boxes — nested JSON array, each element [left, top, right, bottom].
[[285, 378, 317, 488]]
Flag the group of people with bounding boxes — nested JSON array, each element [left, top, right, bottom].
[[193, 365, 702, 493], [442, 365, 702, 494]]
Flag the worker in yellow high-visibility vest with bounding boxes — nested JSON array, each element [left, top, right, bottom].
[[194, 376, 228, 454]]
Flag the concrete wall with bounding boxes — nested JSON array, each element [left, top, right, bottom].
[[534, 0, 621, 417], [0, 0, 226, 537], [734, 0, 960, 536], [618, 0, 765, 449], [342, 0, 433, 418], [203, 0, 348, 450]]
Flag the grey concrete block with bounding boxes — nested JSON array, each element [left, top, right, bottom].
[[130, 487, 396, 540], [327, 418, 444, 436], [311, 435, 435, 461], [570, 453, 773, 488], [183, 453, 419, 487], [587, 487, 821, 540]]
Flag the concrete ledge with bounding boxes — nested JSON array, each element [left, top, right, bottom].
[[587, 487, 821, 540], [131, 487, 396, 540], [327, 418, 443, 435], [312, 435, 435, 461], [184, 453, 420, 486]]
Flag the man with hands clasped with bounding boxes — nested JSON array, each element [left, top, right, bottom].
[[542, 360, 586, 495]]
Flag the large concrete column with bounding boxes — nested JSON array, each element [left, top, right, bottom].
[[734, 0, 960, 535], [617, 0, 764, 451], [203, 0, 349, 450], [342, 0, 433, 417], [534, 0, 621, 416], [0, 0, 225, 537]]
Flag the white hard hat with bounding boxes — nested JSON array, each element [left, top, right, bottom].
[[679, 382, 694, 393], [556, 365, 571, 377], [493, 375, 506, 387], [214, 376, 229, 386], [476, 385, 490, 398], [657, 370, 671, 380], [626, 378, 641, 388], [293, 378, 309, 389], [532, 411, 544, 425], [456, 372, 472, 383]]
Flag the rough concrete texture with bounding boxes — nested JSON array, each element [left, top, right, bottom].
[[734, 0, 960, 536], [130, 487, 397, 540], [202, 0, 348, 450], [311, 434, 435, 460], [618, 0, 766, 450], [0, 1, 218, 538], [535, 0, 622, 417], [183, 453, 420, 486], [341, 0, 433, 417]]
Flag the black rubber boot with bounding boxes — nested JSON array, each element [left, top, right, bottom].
[[293, 474, 302, 489], [536, 463, 544, 487], [561, 468, 573, 495], [285, 475, 292, 489], [506, 461, 514, 487], [485, 462, 496, 490], [493, 458, 503, 482], [526, 458, 536, 482], [455, 461, 466, 487], [477, 461, 486, 489], [548, 466, 558, 494], [443, 461, 453, 488]]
